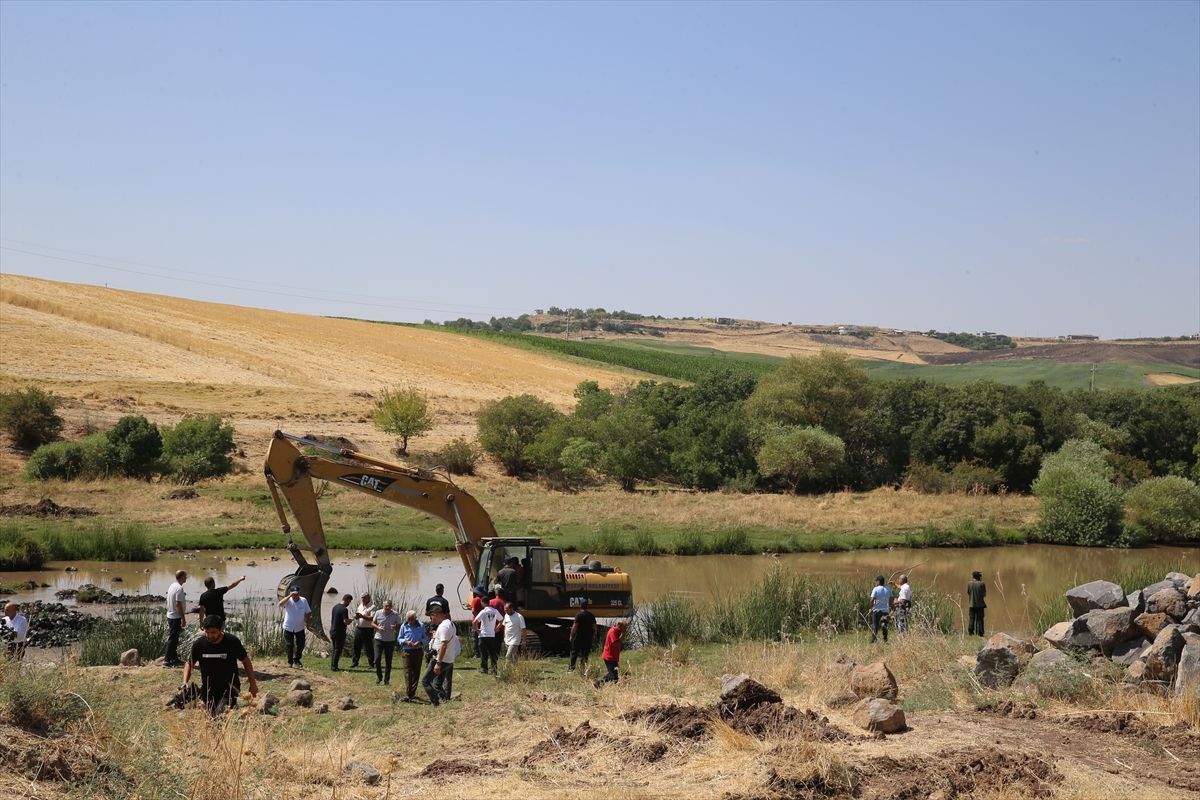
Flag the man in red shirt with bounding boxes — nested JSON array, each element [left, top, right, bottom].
[[594, 620, 628, 688]]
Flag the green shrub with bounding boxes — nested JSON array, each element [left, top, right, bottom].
[[559, 437, 602, 483], [40, 523, 154, 561], [1033, 463, 1125, 546], [161, 415, 236, 483], [372, 385, 434, 455], [477, 395, 561, 476], [439, 437, 481, 475], [633, 593, 707, 647], [905, 462, 1005, 494], [630, 530, 662, 555], [756, 425, 845, 491], [0, 524, 46, 569], [79, 609, 166, 666], [1124, 475, 1200, 541], [105, 415, 162, 478], [0, 662, 89, 734], [23, 440, 87, 480], [0, 386, 63, 450]]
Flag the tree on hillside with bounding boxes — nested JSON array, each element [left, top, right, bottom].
[[0, 386, 63, 451], [373, 385, 434, 456], [744, 351, 871, 440], [477, 394, 562, 476]]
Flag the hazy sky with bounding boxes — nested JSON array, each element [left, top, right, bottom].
[[2, 1, 1197, 338]]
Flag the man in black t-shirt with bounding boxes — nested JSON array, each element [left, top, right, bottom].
[[568, 599, 597, 674], [329, 594, 353, 671], [196, 575, 247, 624], [496, 558, 519, 602], [183, 615, 258, 717], [424, 583, 451, 616]]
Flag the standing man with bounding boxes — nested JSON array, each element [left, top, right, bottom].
[[425, 583, 451, 616], [967, 571, 987, 637], [893, 575, 913, 635], [182, 615, 258, 717], [594, 620, 627, 687], [422, 606, 459, 706], [351, 592, 377, 670], [164, 570, 188, 668], [472, 600, 503, 675], [497, 558, 519, 603], [371, 599, 401, 685], [329, 594, 353, 671], [569, 599, 597, 674], [2, 602, 29, 661], [502, 602, 527, 666], [197, 575, 246, 625], [398, 610, 428, 701], [869, 575, 892, 644], [278, 585, 312, 668]]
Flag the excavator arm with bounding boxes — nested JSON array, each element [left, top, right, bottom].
[[263, 430, 495, 639]]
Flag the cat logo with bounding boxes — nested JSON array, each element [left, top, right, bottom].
[[338, 473, 395, 493]]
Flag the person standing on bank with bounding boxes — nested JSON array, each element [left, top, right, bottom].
[[278, 585, 312, 667], [197, 575, 247, 625], [422, 607, 459, 706], [372, 599, 401, 685], [594, 620, 627, 687], [967, 571, 987, 637], [502, 602, 527, 665], [869, 575, 892, 644], [398, 610, 428, 701], [3, 602, 29, 661], [472, 600, 502, 675], [893, 575, 913, 635], [164, 570, 188, 667], [183, 615, 258, 717], [425, 583, 451, 616], [351, 592, 377, 669], [569, 600, 597, 674], [329, 594, 353, 671]]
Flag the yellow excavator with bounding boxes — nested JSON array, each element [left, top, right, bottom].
[[263, 431, 633, 650]]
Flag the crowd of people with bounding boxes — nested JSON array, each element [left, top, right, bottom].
[[866, 569, 987, 643]]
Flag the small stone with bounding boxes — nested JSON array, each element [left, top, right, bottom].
[[1111, 637, 1152, 666], [1029, 649, 1071, 668], [852, 697, 906, 734], [288, 679, 312, 692], [313, 703, 329, 714], [825, 689, 857, 708], [284, 689, 314, 708], [336, 696, 357, 711], [985, 632, 1036, 656], [256, 693, 280, 715], [957, 655, 977, 668], [829, 655, 856, 675], [1125, 660, 1147, 683], [719, 673, 753, 696], [119, 648, 141, 667], [346, 760, 382, 785], [849, 662, 898, 700]]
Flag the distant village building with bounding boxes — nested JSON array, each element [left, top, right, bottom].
[[1066, 334, 1100, 341]]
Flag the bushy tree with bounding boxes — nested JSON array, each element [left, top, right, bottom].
[[105, 415, 162, 479], [23, 440, 86, 481], [373, 386, 434, 455], [161, 415, 237, 484], [0, 386, 63, 450], [1124, 476, 1200, 542], [1033, 440, 1124, 546], [756, 426, 845, 492], [594, 404, 664, 491], [476, 395, 561, 476], [439, 437, 481, 476], [744, 352, 871, 439]]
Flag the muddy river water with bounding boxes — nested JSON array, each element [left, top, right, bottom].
[[6, 544, 1197, 634]]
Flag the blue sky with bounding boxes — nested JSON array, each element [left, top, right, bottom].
[[1, 0, 1197, 337]]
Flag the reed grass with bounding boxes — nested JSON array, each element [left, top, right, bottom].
[[0, 521, 153, 569], [79, 608, 167, 666]]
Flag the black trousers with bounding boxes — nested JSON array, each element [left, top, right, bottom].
[[570, 638, 593, 671], [330, 630, 347, 669], [422, 659, 453, 704], [968, 607, 986, 637], [352, 627, 375, 666], [597, 658, 619, 685], [478, 636, 500, 674], [375, 640, 396, 683], [403, 648, 423, 698], [284, 629, 306, 665], [165, 617, 183, 665], [869, 610, 889, 643]]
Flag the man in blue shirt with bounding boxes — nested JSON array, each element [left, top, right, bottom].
[[397, 609, 427, 701], [869, 575, 893, 644]]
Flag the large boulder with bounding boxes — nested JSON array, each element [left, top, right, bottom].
[[1111, 637, 1152, 666], [1043, 618, 1099, 652], [849, 662, 898, 700], [1135, 612, 1170, 640], [1176, 634, 1200, 700], [284, 689, 314, 708], [1029, 648, 1071, 669], [1065, 580, 1126, 616], [1140, 580, 1176, 601], [1165, 572, 1191, 591], [985, 632, 1036, 656], [1186, 574, 1200, 602], [1081, 608, 1138, 655], [1145, 588, 1187, 621], [852, 698, 906, 734], [119, 648, 141, 667], [1143, 625, 1185, 684], [1126, 589, 1146, 614], [975, 637, 1031, 689], [345, 760, 382, 786]]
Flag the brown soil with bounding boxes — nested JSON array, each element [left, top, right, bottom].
[[623, 703, 715, 740], [521, 719, 669, 767], [1065, 713, 1200, 760], [0, 498, 97, 518], [976, 698, 1040, 719], [924, 341, 1200, 368], [417, 758, 499, 779], [624, 688, 850, 743], [0, 722, 110, 783]]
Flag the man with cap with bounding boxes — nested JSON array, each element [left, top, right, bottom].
[[183, 615, 258, 717], [329, 593, 353, 671], [568, 599, 597, 674], [371, 599, 402, 685], [422, 606, 459, 706], [869, 575, 892, 644], [351, 592, 377, 669], [278, 584, 312, 667], [397, 610, 428, 700]]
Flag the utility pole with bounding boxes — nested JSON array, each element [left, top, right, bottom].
[[1090, 363, 1097, 392]]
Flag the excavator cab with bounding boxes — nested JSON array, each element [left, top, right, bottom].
[[476, 538, 568, 614]]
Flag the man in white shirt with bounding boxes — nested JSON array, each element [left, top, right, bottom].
[[472, 602, 503, 675], [3, 602, 29, 660], [165, 570, 188, 667], [422, 607, 459, 707], [868, 575, 893, 644], [351, 592, 377, 670], [503, 602, 527, 664], [277, 585, 312, 668], [893, 575, 913, 634]]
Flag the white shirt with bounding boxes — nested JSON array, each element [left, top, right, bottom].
[[166, 582, 187, 620], [3, 613, 28, 643], [475, 606, 502, 638], [870, 585, 893, 612], [503, 611, 526, 646], [898, 583, 913, 603], [281, 597, 311, 632], [433, 618, 459, 663], [355, 602, 376, 629]]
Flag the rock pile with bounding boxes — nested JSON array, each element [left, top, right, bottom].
[[56, 584, 165, 604], [0, 601, 98, 648]]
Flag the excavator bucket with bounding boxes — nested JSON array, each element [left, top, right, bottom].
[[278, 569, 330, 641]]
